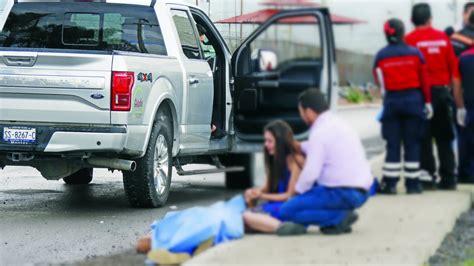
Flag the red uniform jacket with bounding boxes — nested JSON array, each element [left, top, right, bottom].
[[373, 43, 431, 103], [405, 27, 460, 87]]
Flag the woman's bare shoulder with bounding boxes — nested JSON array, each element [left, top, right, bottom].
[[287, 154, 305, 168]]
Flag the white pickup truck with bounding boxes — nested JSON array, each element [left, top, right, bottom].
[[0, 0, 338, 207]]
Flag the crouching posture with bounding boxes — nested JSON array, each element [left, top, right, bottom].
[[244, 90, 373, 236]]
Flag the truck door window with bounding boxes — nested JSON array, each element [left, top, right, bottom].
[[171, 9, 202, 60], [249, 16, 322, 73]]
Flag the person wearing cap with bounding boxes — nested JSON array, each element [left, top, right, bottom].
[[451, 3, 474, 184], [405, 3, 464, 190], [373, 18, 431, 194]]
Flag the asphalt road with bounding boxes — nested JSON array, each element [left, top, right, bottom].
[[0, 107, 381, 265]]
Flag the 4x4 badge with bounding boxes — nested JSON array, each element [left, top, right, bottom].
[[138, 72, 153, 83]]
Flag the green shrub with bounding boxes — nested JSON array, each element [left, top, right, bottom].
[[345, 88, 365, 104]]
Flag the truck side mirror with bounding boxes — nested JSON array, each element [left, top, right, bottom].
[[258, 49, 278, 72]]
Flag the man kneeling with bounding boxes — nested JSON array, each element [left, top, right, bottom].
[[244, 89, 373, 236]]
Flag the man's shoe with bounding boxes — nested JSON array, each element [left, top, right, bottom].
[[420, 180, 437, 191], [378, 185, 397, 195], [406, 187, 423, 194], [406, 179, 423, 195], [458, 175, 474, 184], [437, 181, 457, 191], [211, 128, 227, 140], [320, 212, 358, 235], [276, 222, 307, 236]]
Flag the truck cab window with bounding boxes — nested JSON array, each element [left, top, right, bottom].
[[63, 13, 100, 46], [171, 9, 202, 60], [1, 3, 167, 56]]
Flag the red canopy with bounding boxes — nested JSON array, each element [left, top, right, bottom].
[[215, 8, 365, 25], [261, 0, 320, 7]]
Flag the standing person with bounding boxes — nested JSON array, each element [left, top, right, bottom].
[[451, 2, 474, 57], [451, 3, 474, 184], [374, 19, 431, 195], [405, 3, 464, 190], [458, 42, 474, 185]]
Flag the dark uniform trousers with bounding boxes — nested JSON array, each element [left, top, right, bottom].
[[464, 111, 474, 176], [452, 28, 474, 181], [382, 90, 425, 188], [420, 87, 456, 184]]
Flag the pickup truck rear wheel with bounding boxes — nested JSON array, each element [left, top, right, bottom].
[[223, 154, 255, 189], [123, 109, 173, 208], [63, 168, 93, 185]]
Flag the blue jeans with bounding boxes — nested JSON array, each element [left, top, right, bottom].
[[279, 186, 369, 227]]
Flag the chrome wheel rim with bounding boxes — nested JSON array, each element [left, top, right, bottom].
[[154, 134, 169, 196]]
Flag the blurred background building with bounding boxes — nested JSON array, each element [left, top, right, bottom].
[[189, 0, 469, 86], [0, 0, 469, 85]]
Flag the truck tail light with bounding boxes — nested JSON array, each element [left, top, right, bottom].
[[111, 71, 134, 111]]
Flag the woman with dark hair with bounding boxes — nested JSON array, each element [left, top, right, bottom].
[[243, 120, 305, 233]]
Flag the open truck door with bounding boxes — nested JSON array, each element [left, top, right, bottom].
[[222, 8, 337, 189], [231, 8, 337, 143]]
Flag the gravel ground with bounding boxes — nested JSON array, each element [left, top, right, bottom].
[[429, 208, 474, 266]]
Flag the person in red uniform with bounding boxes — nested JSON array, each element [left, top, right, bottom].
[[374, 18, 432, 194], [405, 3, 464, 190]]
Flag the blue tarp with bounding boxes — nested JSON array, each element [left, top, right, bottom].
[[150, 195, 246, 255]]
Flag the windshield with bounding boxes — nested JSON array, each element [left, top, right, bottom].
[[0, 3, 167, 55]]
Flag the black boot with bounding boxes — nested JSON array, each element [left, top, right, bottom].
[[458, 175, 474, 184], [437, 178, 457, 190], [405, 179, 423, 194], [420, 180, 437, 190], [378, 178, 398, 195], [419, 171, 437, 190]]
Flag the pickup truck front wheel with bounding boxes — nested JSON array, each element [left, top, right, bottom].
[[123, 109, 173, 208], [63, 168, 93, 185]]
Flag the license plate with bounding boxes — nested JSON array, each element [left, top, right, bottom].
[[3, 127, 36, 144]]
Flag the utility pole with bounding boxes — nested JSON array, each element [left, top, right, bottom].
[[240, 0, 244, 40], [208, 0, 211, 17], [453, 0, 458, 26]]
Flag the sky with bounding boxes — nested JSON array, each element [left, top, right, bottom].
[[0, 0, 470, 55]]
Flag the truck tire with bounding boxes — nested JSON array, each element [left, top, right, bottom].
[[123, 108, 173, 208], [63, 168, 93, 185], [223, 154, 255, 189]]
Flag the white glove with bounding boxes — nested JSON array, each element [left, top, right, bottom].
[[457, 108, 467, 127], [425, 103, 434, 120]]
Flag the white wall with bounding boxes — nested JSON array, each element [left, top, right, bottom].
[[193, 0, 470, 55]]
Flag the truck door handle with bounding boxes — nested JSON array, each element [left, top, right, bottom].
[[2, 55, 37, 67], [188, 77, 199, 85]]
